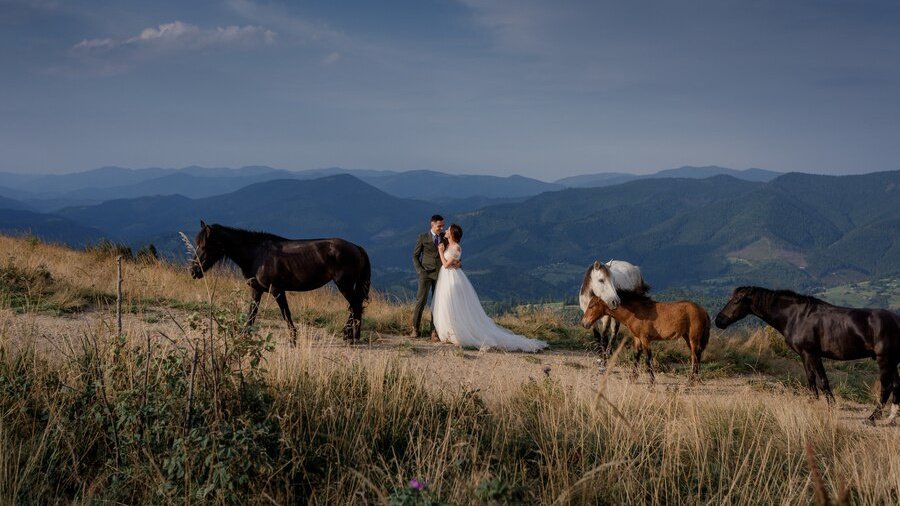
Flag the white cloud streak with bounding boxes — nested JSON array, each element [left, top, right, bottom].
[[72, 20, 276, 54]]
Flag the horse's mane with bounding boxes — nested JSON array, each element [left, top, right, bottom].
[[579, 265, 592, 297], [618, 290, 653, 304], [579, 261, 651, 296], [739, 286, 831, 307], [212, 224, 288, 242]]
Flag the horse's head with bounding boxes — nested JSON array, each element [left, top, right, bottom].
[[715, 286, 753, 329], [580, 295, 611, 328], [589, 260, 620, 309], [190, 220, 225, 279]]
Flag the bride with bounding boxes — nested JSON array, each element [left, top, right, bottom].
[[432, 224, 548, 352]]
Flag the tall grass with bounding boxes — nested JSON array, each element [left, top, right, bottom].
[[1, 234, 896, 503], [3, 306, 899, 504]]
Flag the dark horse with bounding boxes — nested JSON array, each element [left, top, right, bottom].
[[715, 286, 900, 424], [190, 221, 371, 343]]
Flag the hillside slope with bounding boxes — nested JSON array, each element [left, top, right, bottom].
[[20, 170, 900, 302]]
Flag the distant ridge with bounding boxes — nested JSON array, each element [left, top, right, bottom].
[[0, 208, 103, 246], [0, 194, 30, 211], [4, 169, 899, 301], [55, 175, 437, 274], [0, 166, 562, 207], [555, 165, 783, 188]]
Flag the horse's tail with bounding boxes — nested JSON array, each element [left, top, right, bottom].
[[700, 310, 711, 350], [355, 246, 372, 306]]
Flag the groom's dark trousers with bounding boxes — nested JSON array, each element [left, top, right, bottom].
[[412, 232, 443, 336]]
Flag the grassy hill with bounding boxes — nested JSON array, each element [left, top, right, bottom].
[[0, 233, 896, 504]]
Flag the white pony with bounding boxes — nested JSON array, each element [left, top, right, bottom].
[[579, 260, 650, 366]]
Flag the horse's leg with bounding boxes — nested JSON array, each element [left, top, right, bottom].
[[810, 356, 834, 405], [868, 356, 896, 424], [886, 369, 900, 426], [801, 352, 820, 400], [644, 345, 655, 385], [244, 287, 263, 334], [608, 319, 620, 361], [335, 279, 359, 341], [631, 343, 643, 381], [592, 324, 608, 370], [351, 297, 363, 341], [689, 335, 704, 386], [272, 289, 297, 345]]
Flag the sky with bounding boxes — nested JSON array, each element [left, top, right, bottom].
[[1, 0, 899, 179]]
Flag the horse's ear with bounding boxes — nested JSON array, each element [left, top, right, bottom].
[[200, 220, 207, 229], [593, 260, 601, 270]]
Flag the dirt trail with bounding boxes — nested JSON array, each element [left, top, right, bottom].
[[1, 307, 876, 426]]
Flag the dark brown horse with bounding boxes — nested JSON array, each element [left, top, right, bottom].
[[715, 286, 900, 424], [190, 221, 371, 343], [581, 292, 710, 384]]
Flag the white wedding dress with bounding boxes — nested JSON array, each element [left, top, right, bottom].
[[432, 244, 548, 352]]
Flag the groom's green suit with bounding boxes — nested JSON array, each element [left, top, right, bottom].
[[412, 231, 446, 336]]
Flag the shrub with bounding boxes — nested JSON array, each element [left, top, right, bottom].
[[135, 244, 159, 263], [85, 239, 133, 260]]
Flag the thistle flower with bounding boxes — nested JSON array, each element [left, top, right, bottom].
[[542, 365, 551, 376], [408, 478, 425, 491]]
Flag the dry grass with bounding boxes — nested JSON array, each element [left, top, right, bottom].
[[1, 235, 898, 504], [0, 235, 414, 338]]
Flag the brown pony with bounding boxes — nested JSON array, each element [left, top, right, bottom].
[[581, 292, 710, 384]]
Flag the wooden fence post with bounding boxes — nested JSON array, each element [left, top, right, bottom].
[[116, 255, 123, 336]]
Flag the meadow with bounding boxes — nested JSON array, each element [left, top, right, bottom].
[[1, 234, 898, 504]]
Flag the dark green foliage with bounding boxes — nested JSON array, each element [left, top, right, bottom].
[[135, 243, 159, 263], [0, 302, 280, 504], [450, 170, 900, 300]]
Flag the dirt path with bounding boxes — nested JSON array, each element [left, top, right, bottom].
[[1, 307, 877, 426]]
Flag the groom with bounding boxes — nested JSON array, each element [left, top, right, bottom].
[[411, 214, 459, 339]]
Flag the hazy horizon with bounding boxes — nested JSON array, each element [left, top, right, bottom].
[[3, 163, 895, 182], [2, 0, 898, 178]]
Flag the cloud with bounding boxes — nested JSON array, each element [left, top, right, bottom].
[[456, 0, 553, 53], [0, 0, 63, 11], [72, 38, 115, 50], [72, 20, 276, 54], [227, 0, 345, 45], [322, 51, 341, 65]]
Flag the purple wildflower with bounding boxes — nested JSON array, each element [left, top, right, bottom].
[[542, 365, 551, 376], [409, 478, 426, 491]]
